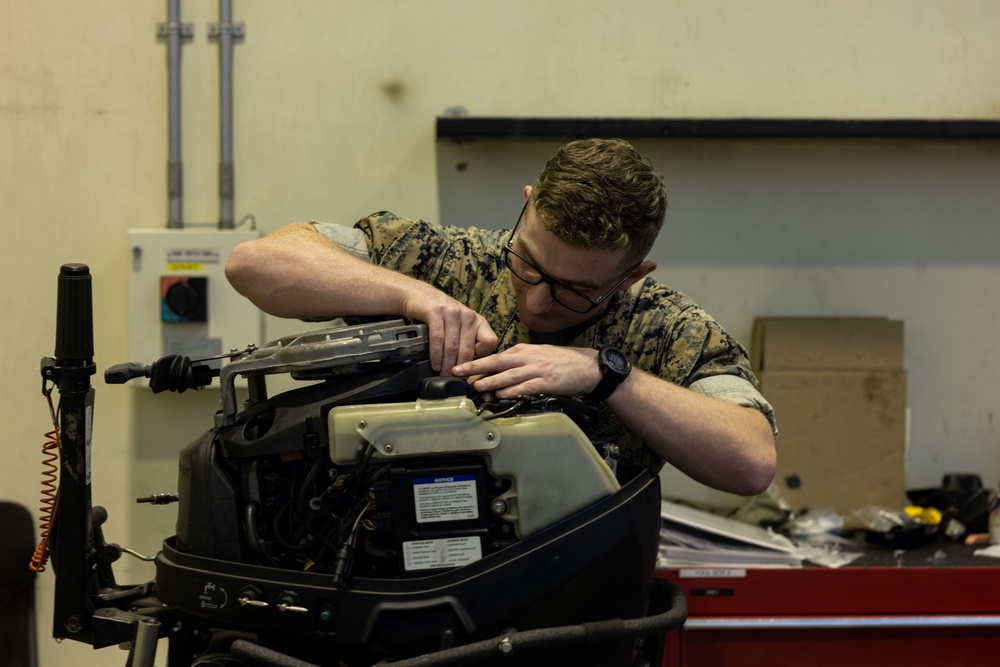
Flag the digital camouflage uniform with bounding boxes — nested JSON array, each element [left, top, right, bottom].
[[312, 213, 775, 470]]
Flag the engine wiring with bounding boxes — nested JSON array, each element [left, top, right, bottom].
[[30, 385, 61, 573], [349, 500, 374, 548], [246, 441, 391, 582], [476, 397, 528, 421]]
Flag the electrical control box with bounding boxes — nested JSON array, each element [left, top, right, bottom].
[[382, 459, 501, 575], [128, 229, 263, 379]]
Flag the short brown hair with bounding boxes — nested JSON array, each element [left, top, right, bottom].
[[531, 138, 667, 261]]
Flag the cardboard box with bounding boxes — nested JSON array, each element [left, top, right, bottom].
[[751, 317, 904, 373], [753, 317, 907, 515]]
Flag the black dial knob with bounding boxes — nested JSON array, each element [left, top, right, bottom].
[[165, 281, 201, 317]]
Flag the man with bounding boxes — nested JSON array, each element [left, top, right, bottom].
[[225, 138, 776, 495]]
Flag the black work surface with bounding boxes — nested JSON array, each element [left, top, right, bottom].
[[840, 536, 997, 568]]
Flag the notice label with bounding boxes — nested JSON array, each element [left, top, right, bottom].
[[413, 474, 479, 523], [403, 536, 483, 572]]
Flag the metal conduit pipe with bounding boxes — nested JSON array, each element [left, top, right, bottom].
[[218, 0, 235, 229], [166, 0, 184, 228]]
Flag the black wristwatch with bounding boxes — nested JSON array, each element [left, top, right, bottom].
[[590, 347, 631, 401]]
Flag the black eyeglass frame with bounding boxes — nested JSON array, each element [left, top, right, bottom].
[[502, 201, 642, 314]]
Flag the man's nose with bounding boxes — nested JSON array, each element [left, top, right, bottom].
[[524, 282, 556, 314]]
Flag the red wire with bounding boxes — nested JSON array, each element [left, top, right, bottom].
[[29, 391, 60, 573]]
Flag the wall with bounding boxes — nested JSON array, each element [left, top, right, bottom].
[[2, 2, 998, 665]]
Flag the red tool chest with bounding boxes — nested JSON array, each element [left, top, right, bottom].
[[658, 543, 1000, 666]]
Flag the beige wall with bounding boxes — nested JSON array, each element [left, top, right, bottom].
[[3, 2, 999, 664]]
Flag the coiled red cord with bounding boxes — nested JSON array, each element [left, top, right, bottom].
[[29, 389, 60, 573]]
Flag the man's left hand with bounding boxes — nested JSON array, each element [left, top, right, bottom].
[[451, 344, 601, 399]]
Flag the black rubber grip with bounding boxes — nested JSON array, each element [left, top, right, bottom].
[[54, 263, 94, 363]]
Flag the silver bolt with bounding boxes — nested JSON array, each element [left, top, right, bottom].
[[491, 499, 508, 515], [384, 443, 393, 453], [486, 432, 495, 441], [238, 597, 269, 608], [498, 636, 514, 655], [357, 420, 366, 429]]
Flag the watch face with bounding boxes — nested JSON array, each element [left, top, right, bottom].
[[605, 349, 629, 373]]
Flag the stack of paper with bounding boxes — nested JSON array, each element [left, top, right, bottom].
[[658, 500, 802, 569]]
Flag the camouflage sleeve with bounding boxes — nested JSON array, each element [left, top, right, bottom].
[[678, 318, 756, 386], [351, 212, 504, 311], [659, 315, 777, 435], [620, 284, 754, 388]]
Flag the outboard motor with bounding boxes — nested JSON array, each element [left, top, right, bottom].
[[41, 264, 685, 667]]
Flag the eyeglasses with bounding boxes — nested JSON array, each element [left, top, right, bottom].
[[503, 201, 640, 314]]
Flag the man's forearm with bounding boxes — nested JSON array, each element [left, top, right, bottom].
[[226, 222, 413, 320], [227, 222, 500, 373], [606, 369, 776, 496]]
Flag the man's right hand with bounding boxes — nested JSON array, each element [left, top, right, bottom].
[[401, 289, 498, 375], [227, 222, 498, 374]]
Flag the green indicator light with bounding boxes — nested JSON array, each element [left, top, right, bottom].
[[320, 610, 332, 622]]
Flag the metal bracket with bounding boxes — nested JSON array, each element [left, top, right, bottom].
[[156, 22, 195, 39], [207, 22, 246, 40]]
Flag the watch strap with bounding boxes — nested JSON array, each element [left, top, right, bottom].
[[590, 372, 622, 401]]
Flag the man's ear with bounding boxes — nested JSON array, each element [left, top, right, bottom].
[[523, 185, 532, 200], [621, 260, 657, 291]]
